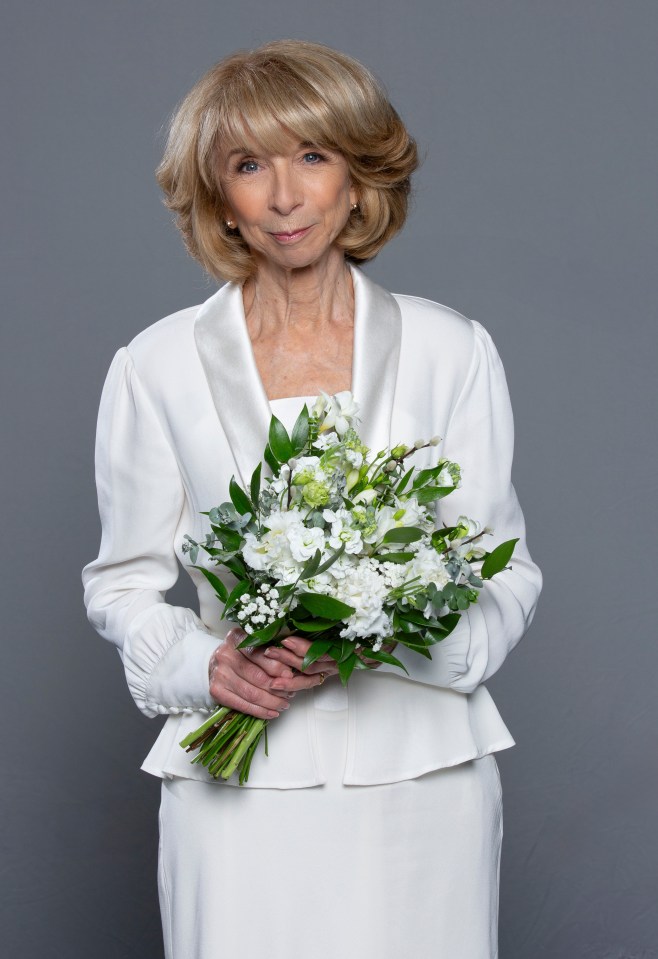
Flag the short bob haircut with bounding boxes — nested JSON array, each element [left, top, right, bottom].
[[156, 40, 419, 283]]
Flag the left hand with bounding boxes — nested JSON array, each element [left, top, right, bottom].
[[263, 635, 340, 689]]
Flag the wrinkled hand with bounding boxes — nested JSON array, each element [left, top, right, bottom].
[[208, 628, 339, 721]]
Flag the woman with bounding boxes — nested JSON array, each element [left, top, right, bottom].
[[83, 40, 541, 959]]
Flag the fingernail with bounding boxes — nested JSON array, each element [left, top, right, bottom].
[[272, 681, 285, 690], [279, 701, 290, 709], [282, 638, 295, 649]]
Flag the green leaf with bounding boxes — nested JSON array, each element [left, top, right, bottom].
[[362, 648, 409, 674], [416, 487, 454, 505], [338, 652, 359, 685], [298, 550, 322, 581], [436, 612, 460, 636], [229, 477, 253, 516], [372, 551, 416, 564], [236, 617, 286, 649], [249, 462, 262, 505], [300, 638, 334, 671], [264, 444, 280, 476], [297, 593, 355, 619], [315, 544, 346, 574], [395, 638, 433, 658], [382, 526, 424, 544], [412, 466, 443, 487], [216, 528, 243, 551], [268, 415, 294, 463], [291, 405, 310, 453], [222, 580, 252, 617], [481, 538, 518, 579], [192, 565, 229, 603], [291, 618, 340, 633], [395, 467, 415, 496], [396, 608, 432, 627]]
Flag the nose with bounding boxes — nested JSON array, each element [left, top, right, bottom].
[[269, 161, 302, 217]]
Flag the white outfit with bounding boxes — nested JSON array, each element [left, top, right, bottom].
[[82, 264, 541, 957]]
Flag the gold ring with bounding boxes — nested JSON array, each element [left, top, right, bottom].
[[318, 672, 326, 685]]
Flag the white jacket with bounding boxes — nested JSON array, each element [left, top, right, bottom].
[[82, 264, 542, 788]]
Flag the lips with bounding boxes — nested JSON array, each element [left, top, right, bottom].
[[269, 226, 312, 243]]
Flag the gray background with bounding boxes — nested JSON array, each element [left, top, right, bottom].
[[2, 2, 656, 957]]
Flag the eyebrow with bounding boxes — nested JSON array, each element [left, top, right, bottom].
[[223, 141, 320, 164]]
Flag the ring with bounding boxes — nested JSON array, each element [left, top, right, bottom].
[[318, 672, 326, 685]]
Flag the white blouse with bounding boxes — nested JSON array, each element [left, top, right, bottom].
[[82, 264, 542, 788]]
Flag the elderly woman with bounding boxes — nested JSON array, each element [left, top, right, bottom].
[[83, 40, 541, 959]]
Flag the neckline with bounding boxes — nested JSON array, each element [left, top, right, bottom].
[[269, 394, 317, 403]]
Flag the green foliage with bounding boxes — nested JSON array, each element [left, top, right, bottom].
[[290, 405, 310, 453], [268, 415, 294, 463], [481, 538, 518, 579], [297, 592, 356, 619]]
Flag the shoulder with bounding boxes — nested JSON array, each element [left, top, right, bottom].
[[125, 303, 202, 370], [392, 291, 494, 388]]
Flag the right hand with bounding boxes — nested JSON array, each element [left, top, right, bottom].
[[208, 627, 331, 720]]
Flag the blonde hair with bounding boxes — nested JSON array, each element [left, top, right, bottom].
[[156, 40, 419, 283]]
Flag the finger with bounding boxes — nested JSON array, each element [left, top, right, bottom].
[[210, 686, 285, 721], [271, 670, 336, 692], [263, 647, 307, 671], [244, 648, 295, 680], [222, 671, 292, 714]]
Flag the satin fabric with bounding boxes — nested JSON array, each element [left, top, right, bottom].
[[82, 264, 542, 788]]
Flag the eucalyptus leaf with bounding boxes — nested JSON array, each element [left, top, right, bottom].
[[481, 538, 518, 579]]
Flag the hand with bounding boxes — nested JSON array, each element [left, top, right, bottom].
[[357, 640, 398, 668], [262, 634, 340, 688], [208, 628, 337, 721]]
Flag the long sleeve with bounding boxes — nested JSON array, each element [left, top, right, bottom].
[[82, 347, 220, 718], [378, 319, 542, 692]]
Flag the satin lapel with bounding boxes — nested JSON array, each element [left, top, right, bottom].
[[193, 265, 402, 487], [349, 264, 402, 453], [194, 281, 271, 488]]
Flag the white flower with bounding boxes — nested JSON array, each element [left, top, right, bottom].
[[315, 390, 360, 436], [287, 524, 326, 563], [452, 515, 490, 559], [334, 561, 393, 641], [322, 508, 363, 554], [404, 544, 450, 590]]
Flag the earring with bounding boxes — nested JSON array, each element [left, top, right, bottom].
[[351, 203, 358, 211], [225, 219, 235, 229]]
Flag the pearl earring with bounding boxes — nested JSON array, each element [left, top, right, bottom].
[[351, 203, 358, 211], [226, 220, 235, 229]]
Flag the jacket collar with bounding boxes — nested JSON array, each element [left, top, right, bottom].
[[194, 263, 401, 487]]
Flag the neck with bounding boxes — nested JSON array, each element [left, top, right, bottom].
[[242, 248, 354, 337]]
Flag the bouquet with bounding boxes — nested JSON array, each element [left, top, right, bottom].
[[180, 391, 517, 784]]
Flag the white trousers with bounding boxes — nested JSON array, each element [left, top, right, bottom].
[[158, 709, 503, 959]]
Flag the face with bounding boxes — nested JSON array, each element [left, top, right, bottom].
[[217, 133, 358, 273]]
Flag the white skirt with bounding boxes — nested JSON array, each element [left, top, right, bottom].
[[158, 708, 503, 959]]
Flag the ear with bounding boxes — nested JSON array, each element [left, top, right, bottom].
[[349, 185, 359, 208]]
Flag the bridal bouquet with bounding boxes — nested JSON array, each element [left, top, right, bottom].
[[180, 392, 517, 784]]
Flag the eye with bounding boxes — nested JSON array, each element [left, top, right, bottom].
[[302, 152, 325, 164], [237, 159, 259, 173]]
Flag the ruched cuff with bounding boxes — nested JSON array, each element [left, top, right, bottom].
[[122, 604, 223, 717]]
